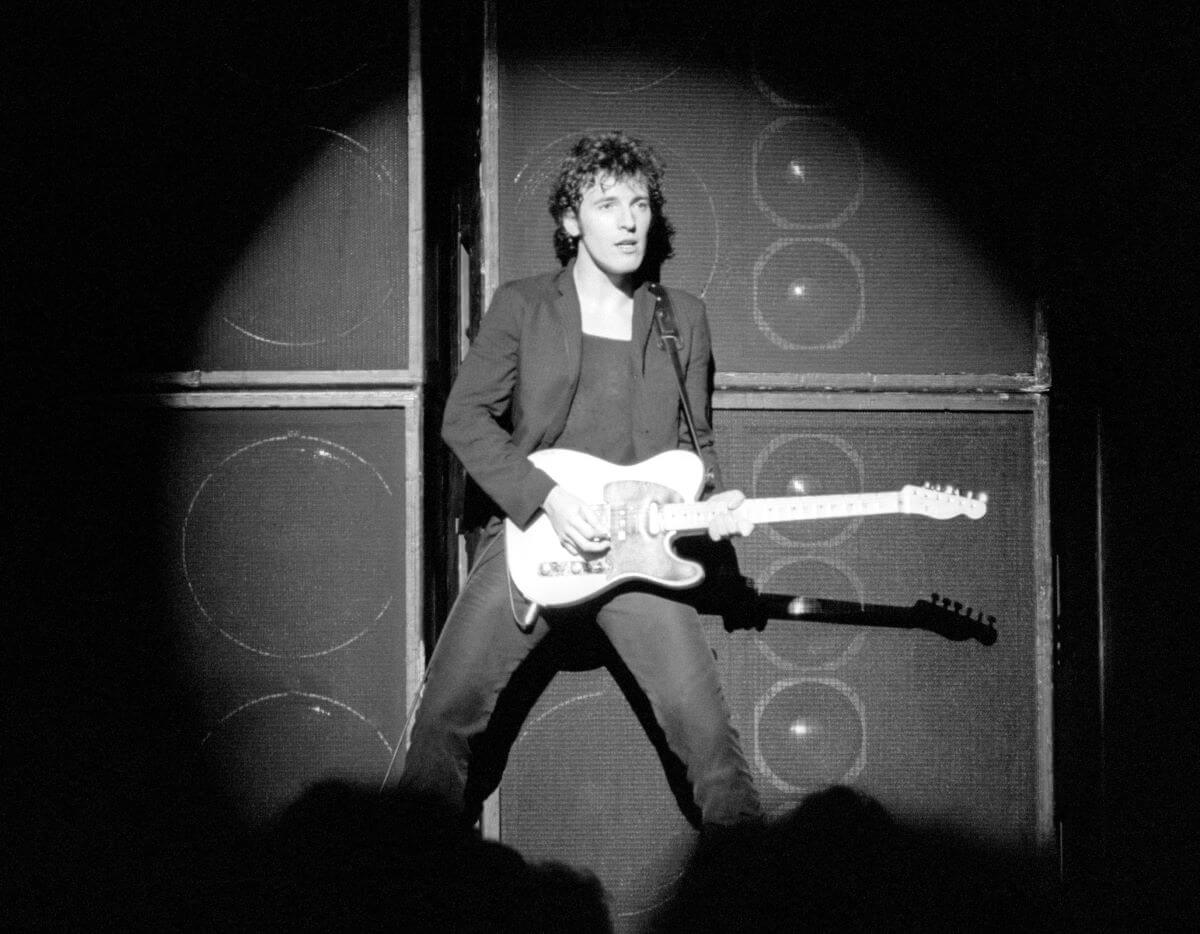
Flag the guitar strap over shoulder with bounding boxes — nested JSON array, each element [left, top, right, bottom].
[[648, 282, 703, 461]]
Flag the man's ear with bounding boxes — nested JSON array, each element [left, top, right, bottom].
[[561, 208, 580, 239]]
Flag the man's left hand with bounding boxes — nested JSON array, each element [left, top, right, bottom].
[[705, 489, 754, 541]]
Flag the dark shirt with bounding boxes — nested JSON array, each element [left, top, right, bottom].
[[554, 334, 637, 466]]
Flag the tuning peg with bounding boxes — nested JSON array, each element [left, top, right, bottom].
[[930, 592, 940, 603], [942, 597, 952, 609], [954, 601, 963, 613], [978, 492, 989, 503]]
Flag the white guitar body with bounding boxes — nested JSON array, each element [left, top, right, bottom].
[[505, 449, 707, 609], [505, 449, 987, 609]]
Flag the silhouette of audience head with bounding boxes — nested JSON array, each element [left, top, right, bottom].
[[192, 781, 612, 932], [651, 784, 1057, 933]]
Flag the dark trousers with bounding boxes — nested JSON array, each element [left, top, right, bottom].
[[398, 528, 761, 826]]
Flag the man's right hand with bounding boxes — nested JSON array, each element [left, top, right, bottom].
[[541, 485, 610, 556]]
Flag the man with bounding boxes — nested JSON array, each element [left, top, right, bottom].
[[397, 131, 761, 828]]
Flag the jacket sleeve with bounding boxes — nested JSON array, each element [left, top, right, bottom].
[[441, 285, 557, 527], [680, 295, 725, 496]]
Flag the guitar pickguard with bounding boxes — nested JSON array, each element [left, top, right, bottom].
[[504, 449, 707, 607], [600, 480, 703, 588]]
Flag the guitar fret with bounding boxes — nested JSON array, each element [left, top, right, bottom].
[[664, 493, 904, 531], [745, 493, 902, 523]]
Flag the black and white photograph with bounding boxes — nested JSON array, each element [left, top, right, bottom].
[[7, 1, 1196, 929]]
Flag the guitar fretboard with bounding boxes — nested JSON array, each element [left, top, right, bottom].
[[663, 493, 905, 532]]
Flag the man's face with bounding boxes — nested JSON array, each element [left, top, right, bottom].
[[563, 174, 652, 279]]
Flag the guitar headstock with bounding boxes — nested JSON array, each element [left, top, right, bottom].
[[900, 483, 988, 520], [912, 593, 998, 645]]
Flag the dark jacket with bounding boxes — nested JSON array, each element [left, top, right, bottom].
[[442, 261, 723, 530]]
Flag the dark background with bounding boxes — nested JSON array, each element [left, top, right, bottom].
[[7, 0, 1198, 925]]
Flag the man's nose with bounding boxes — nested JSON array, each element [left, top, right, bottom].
[[618, 205, 636, 229]]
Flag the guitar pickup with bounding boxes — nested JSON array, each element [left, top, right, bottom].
[[538, 559, 612, 577]]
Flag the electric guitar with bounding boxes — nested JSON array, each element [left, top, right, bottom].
[[505, 449, 988, 608]]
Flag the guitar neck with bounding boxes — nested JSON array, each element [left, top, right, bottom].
[[663, 492, 904, 533]]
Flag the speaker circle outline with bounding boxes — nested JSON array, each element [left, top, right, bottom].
[[507, 686, 691, 920], [751, 115, 864, 230], [200, 690, 394, 754], [753, 555, 868, 671], [215, 127, 400, 348], [750, 431, 867, 549], [753, 676, 867, 795], [752, 237, 866, 352], [181, 432, 396, 658]]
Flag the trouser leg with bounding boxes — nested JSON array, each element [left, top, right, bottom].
[[596, 590, 760, 826], [396, 532, 547, 816]]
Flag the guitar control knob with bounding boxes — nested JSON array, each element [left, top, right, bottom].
[[538, 562, 553, 576], [571, 562, 583, 574]]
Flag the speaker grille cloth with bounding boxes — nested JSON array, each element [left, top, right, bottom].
[[500, 409, 1043, 923], [143, 1, 411, 372], [708, 409, 1039, 836], [159, 407, 409, 823], [500, 678, 696, 922], [495, 0, 1035, 380]]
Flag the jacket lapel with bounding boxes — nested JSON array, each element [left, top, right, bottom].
[[553, 261, 583, 382]]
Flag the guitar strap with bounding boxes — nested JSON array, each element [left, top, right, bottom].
[[648, 282, 704, 461]]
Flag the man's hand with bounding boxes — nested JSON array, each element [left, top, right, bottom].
[[705, 489, 754, 541], [541, 485, 610, 555]]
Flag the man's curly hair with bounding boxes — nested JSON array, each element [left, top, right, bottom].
[[548, 131, 675, 272]]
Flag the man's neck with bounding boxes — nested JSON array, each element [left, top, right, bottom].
[[572, 253, 637, 305], [572, 254, 637, 339]]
